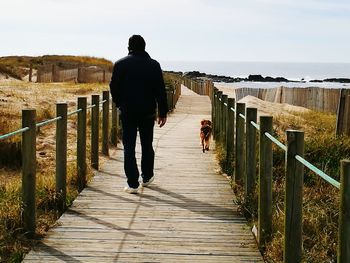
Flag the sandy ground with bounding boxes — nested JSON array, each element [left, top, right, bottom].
[[0, 73, 20, 82]]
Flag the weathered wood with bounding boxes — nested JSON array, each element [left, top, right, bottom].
[[217, 91, 223, 142], [245, 107, 257, 203], [23, 86, 263, 262], [52, 64, 59, 82], [22, 109, 36, 237], [284, 130, 304, 263], [111, 102, 118, 146], [91, 95, 99, 170], [338, 159, 350, 263], [235, 103, 245, 185], [212, 88, 218, 140], [77, 67, 82, 83], [77, 97, 87, 192], [102, 91, 109, 156], [221, 94, 228, 151], [258, 116, 273, 246], [29, 64, 33, 82], [211, 87, 216, 135], [226, 98, 235, 175], [56, 103, 68, 211], [336, 89, 346, 135]]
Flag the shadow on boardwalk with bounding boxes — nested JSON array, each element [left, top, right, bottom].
[[23, 86, 263, 262]]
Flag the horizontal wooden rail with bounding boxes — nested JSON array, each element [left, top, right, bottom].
[[0, 80, 182, 238], [185, 79, 349, 263]]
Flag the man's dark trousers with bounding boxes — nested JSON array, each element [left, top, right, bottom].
[[121, 113, 155, 188]]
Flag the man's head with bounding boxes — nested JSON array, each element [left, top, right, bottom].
[[128, 35, 146, 52]]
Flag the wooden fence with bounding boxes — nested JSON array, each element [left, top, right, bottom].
[[232, 86, 350, 135], [182, 76, 350, 136], [0, 84, 181, 238], [182, 78, 350, 263], [36, 64, 112, 83], [234, 86, 341, 113]]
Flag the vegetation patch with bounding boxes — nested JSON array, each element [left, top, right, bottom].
[[215, 110, 350, 262], [0, 81, 108, 262]]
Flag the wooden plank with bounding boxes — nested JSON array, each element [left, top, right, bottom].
[[23, 85, 263, 262]]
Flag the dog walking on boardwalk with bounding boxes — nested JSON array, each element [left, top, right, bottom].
[[200, 119, 212, 153]]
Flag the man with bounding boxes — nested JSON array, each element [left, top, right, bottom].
[[110, 35, 168, 194]]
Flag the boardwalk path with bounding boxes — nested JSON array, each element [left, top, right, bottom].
[[24, 86, 263, 262]]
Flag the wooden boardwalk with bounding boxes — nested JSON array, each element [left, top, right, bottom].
[[23, 86, 263, 262]]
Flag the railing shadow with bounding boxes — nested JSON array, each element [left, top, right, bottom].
[[87, 186, 153, 208], [140, 185, 240, 221], [67, 209, 145, 237], [32, 243, 82, 262]]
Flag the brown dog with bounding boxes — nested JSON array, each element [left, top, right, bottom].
[[200, 120, 212, 153]]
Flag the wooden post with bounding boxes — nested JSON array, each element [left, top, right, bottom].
[[111, 102, 118, 146], [29, 64, 33, 82], [217, 91, 223, 142], [245, 107, 258, 202], [235, 103, 245, 185], [51, 64, 55, 82], [213, 89, 219, 140], [77, 97, 87, 192], [211, 87, 215, 129], [91, 95, 99, 170], [56, 103, 67, 211], [77, 67, 82, 83], [284, 130, 304, 263], [338, 159, 350, 263], [226, 98, 235, 175], [52, 64, 59, 82], [336, 89, 346, 136], [258, 116, 273, 246], [22, 109, 36, 237], [222, 94, 228, 151], [102, 91, 109, 156], [213, 88, 218, 140], [36, 67, 41, 83]]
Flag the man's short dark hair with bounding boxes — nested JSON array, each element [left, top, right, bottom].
[[128, 35, 146, 52]]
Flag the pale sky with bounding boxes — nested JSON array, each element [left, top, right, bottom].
[[1, 0, 350, 63]]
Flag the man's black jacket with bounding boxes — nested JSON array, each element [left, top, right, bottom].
[[109, 51, 168, 118]]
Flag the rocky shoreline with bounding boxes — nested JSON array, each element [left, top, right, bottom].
[[172, 70, 350, 84]]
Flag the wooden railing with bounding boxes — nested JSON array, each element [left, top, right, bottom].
[[0, 84, 181, 238], [183, 77, 350, 263]]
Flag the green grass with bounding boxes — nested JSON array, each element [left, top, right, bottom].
[[215, 110, 350, 262]]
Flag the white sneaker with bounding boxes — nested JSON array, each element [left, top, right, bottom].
[[124, 186, 139, 194], [142, 176, 154, 187]]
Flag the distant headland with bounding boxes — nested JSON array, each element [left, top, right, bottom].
[[177, 70, 350, 84]]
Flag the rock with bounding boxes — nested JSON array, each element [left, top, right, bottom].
[[248, 75, 265, 82], [274, 77, 289, 82], [323, 78, 350, 83]]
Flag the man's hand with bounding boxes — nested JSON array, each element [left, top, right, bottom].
[[158, 117, 167, 128]]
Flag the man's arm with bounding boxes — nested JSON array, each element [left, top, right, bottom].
[[109, 63, 122, 107], [154, 63, 168, 119]]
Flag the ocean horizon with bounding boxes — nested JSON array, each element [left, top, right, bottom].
[[161, 60, 350, 80]]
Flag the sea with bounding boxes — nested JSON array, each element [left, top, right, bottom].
[[160, 61, 350, 89]]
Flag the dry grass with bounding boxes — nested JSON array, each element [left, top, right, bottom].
[[0, 55, 113, 71], [215, 109, 350, 263], [0, 81, 109, 262]]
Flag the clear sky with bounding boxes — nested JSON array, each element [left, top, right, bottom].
[[1, 0, 350, 63]]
